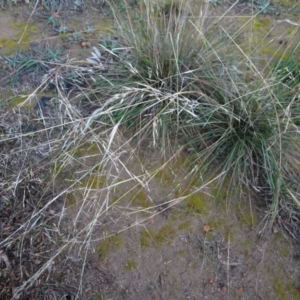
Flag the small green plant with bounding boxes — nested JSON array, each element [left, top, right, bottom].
[[3, 46, 63, 86], [54, 25, 69, 34], [35, 1, 66, 28], [274, 58, 300, 89], [72, 0, 84, 11], [84, 25, 95, 34], [208, 0, 221, 6], [100, 34, 121, 50], [273, 58, 300, 125], [239, 0, 277, 14], [0, 0, 20, 9], [111, 0, 210, 90], [0, 0, 7, 9], [69, 32, 82, 42], [41, 0, 70, 10]]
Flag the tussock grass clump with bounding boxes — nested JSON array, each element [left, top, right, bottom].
[[112, 0, 201, 89], [101, 0, 300, 216], [184, 75, 300, 210], [94, 0, 231, 142], [110, 0, 224, 92]]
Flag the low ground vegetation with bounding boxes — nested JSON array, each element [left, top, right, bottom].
[[0, 0, 300, 299]]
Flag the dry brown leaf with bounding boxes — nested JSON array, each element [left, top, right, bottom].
[[203, 224, 210, 233]]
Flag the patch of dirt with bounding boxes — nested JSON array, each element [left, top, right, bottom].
[[0, 14, 20, 41], [50, 146, 300, 300]]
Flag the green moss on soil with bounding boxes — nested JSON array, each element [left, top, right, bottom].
[[272, 232, 292, 258], [124, 259, 138, 271], [80, 174, 106, 190], [68, 19, 114, 35], [132, 191, 153, 208], [140, 224, 176, 248], [9, 96, 27, 105], [66, 193, 77, 207], [207, 219, 222, 230], [51, 163, 75, 183], [178, 221, 192, 232], [185, 193, 209, 215], [154, 167, 175, 187], [272, 231, 284, 241], [140, 227, 155, 248], [97, 235, 123, 259], [273, 0, 298, 6], [94, 294, 104, 300], [278, 245, 291, 258], [210, 181, 229, 204], [242, 239, 253, 248], [252, 17, 273, 33], [6, 95, 33, 109], [235, 201, 258, 228], [0, 22, 38, 55], [178, 249, 186, 255], [273, 277, 299, 300], [73, 142, 101, 158], [238, 16, 278, 62], [258, 46, 290, 60], [189, 176, 203, 188], [155, 224, 176, 246]]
